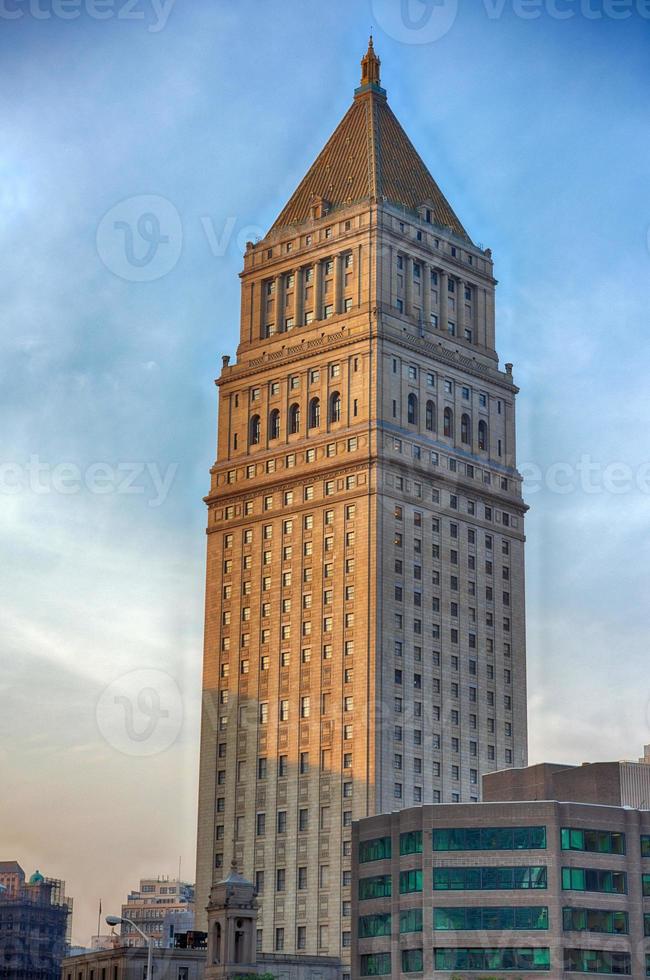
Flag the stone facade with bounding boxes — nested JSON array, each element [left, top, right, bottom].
[[195, 41, 528, 968], [61, 947, 205, 980], [352, 796, 650, 978]]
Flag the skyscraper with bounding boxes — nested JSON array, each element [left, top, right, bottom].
[[196, 40, 528, 969]]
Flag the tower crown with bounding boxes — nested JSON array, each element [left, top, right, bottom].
[[360, 35, 381, 89], [268, 41, 468, 239]]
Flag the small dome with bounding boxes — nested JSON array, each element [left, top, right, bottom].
[[29, 870, 44, 884]]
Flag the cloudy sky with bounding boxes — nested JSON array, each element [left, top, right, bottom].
[[2, 0, 649, 947]]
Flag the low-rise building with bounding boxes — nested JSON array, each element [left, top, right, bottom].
[[61, 944, 205, 980], [0, 862, 73, 980], [352, 766, 650, 978]]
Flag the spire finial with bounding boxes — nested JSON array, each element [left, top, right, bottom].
[[360, 35, 381, 88]]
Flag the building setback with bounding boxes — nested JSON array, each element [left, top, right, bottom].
[[195, 39, 528, 968], [351, 775, 650, 978]]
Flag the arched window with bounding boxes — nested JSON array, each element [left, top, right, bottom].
[[407, 393, 418, 425], [309, 397, 321, 429], [269, 409, 280, 440], [249, 414, 261, 445], [443, 407, 453, 439], [478, 419, 488, 451], [289, 403, 301, 434], [329, 391, 341, 423], [461, 413, 471, 445], [426, 400, 435, 432]]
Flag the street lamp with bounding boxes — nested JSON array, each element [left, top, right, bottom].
[[106, 914, 154, 979]]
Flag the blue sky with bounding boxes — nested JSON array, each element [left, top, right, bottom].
[[2, 0, 650, 946]]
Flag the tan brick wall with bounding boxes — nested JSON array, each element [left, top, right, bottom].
[[196, 200, 528, 970]]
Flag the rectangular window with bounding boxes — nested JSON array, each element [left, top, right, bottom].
[[560, 827, 625, 855], [358, 875, 392, 900], [359, 953, 391, 977], [562, 906, 628, 935], [433, 866, 548, 890], [433, 826, 546, 851], [399, 869, 423, 894], [434, 948, 550, 972], [400, 831, 423, 855], [434, 906, 549, 931], [358, 913, 392, 939], [562, 866, 627, 894], [564, 949, 631, 975]]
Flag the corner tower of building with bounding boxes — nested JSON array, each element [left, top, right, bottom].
[[196, 40, 528, 969]]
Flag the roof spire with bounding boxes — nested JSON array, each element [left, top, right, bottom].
[[360, 35, 381, 88]]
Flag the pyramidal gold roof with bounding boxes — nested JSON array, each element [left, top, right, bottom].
[[269, 38, 469, 240]]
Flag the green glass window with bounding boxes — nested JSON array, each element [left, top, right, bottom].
[[433, 825, 546, 851], [561, 867, 627, 894], [564, 949, 631, 975], [641, 835, 650, 858], [644, 912, 650, 936], [399, 869, 423, 894], [400, 908, 423, 934], [433, 947, 550, 972], [643, 874, 650, 897], [434, 906, 548, 931], [359, 875, 392, 901], [562, 907, 628, 935], [433, 865, 547, 891], [359, 836, 392, 863], [400, 830, 423, 855], [358, 913, 391, 939], [401, 949, 423, 973], [359, 952, 391, 977], [560, 827, 625, 855], [646, 953, 650, 977]]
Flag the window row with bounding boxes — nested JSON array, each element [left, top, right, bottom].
[[222, 475, 362, 517], [223, 436, 363, 483], [403, 396, 491, 450], [222, 507, 356, 546], [358, 866, 548, 898], [389, 439, 515, 499], [432, 825, 546, 851], [249, 393, 345, 444]]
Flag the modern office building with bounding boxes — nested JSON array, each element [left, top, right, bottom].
[[0, 862, 72, 980], [351, 767, 650, 978], [120, 878, 194, 948], [196, 39, 528, 964]]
